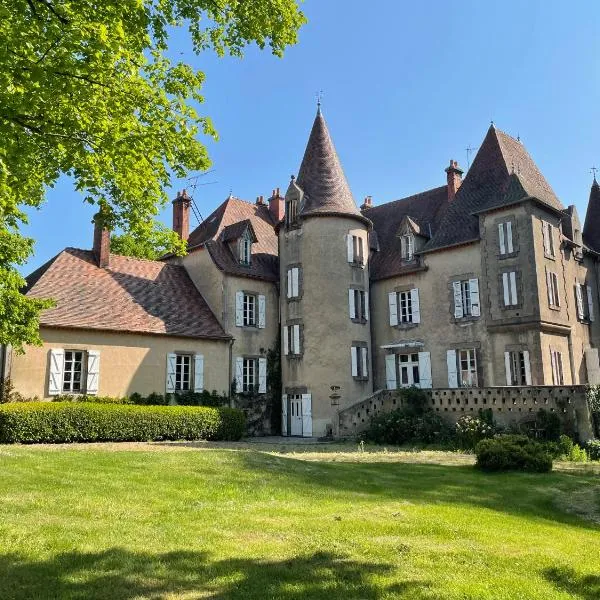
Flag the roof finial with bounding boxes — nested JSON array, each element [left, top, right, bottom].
[[490, 120, 495, 128], [592, 167, 598, 183], [316, 90, 324, 115]]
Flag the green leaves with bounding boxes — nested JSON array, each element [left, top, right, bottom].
[[0, 0, 305, 351]]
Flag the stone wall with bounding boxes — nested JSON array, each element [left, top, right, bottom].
[[338, 386, 596, 442]]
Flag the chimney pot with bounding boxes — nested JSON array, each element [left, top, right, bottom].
[[268, 186, 285, 222], [92, 210, 110, 268], [360, 195, 373, 211], [445, 159, 463, 202], [172, 191, 191, 242]]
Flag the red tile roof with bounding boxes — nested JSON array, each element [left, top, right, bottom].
[[25, 249, 230, 340]]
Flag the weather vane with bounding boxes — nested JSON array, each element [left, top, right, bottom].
[[591, 166, 598, 180], [316, 90, 324, 109]]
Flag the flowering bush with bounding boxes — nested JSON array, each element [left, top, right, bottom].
[[455, 415, 495, 450]]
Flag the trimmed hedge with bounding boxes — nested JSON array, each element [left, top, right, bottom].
[[0, 402, 245, 444], [475, 435, 553, 473]]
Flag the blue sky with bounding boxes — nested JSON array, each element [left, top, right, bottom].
[[21, 0, 600, 272]]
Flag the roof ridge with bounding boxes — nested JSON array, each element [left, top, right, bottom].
[[367, 185, 447, 212]]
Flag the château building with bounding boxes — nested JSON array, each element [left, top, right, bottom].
[[5, 108, 600, 438]]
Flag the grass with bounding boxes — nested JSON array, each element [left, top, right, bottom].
[[0, 442, 599, 599]]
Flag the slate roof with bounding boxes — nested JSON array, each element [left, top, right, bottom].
[[583, 179, 600, 252], [24, 248, 229, 340], [186, 196, 279, 281], [365, 186, 449, 280], [296, 109, 367, 224], [423, 126, 563, 253]]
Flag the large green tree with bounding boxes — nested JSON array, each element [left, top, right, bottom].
[[0, 0, 305, 352]]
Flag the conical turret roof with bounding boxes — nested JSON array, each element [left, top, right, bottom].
[[296, 109, 364, 221], [583, 178, 600, 252]]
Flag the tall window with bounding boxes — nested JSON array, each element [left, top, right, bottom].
[[287, 267, 300, 299], [352, 235, 364, 265], [399, 291, 412, 323], [507, 351, 529, 386], [175, 354, 192, 391], [459, 349, 478, 387], [242, 358, 257, 393], [284, 324, 301, 356], [547, 271, 560, 307], [498, 221, 514, 255], [550, 350, 564, 385], [460, 280, 472, 316], [542, 221, 555, 258], [452, 279, 480, 318], [502, 271, 518, 306], [351, 345, 369, 379], [575, 283, 595, 321], [400, 234, 414, 261], [63, 350, 85, 393], [243, 293, 256, 326], [349, 289, 368, 321], [239, 234, 252, 265]]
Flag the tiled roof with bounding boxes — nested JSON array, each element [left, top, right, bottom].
[[186, 196, 278, 281], [296, 109, 366, 223], [423, 126, 563, 253], [221, 219, 256, 243], [366, 186, 449, 280], [583, 179, 600, 252], [24, 248, 230, 340]]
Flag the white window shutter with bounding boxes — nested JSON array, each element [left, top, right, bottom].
[[361, 347, 369, 378], [365, 290, 370, 321], [385, 354, 396, 390], [506, 221, 514, 253], [348, 289, 356, 319], [258, 357, 267, 393], [347, 234, 354, 263], [235, 357, 243, 392], [502, 273, 510, 306], [418, 351, 432, 388], [283, 326, 289, 356], [193, 354, 204, 392], [469, 278, 480, 316], [446, 350, 458, 388], [281, 394, 288, 436], [576, 283, 584, 319], [235, 291, 244, 326], [510, 271, 517, 305], [504, 351, 512, 385], [542, 221, 549, 254], [48, 349, 64, 396], [411, 288, 421, 324], [301, 393, 312, 437], [523, 350, 532, 385], [258, 294, 266, 329], [498, 223, 506, 254], [453, 281, 463, 318], [293, 325, 301, 355], [388, 292, 398, 326], [292, 268, 299, 297], [287, 269, 292, 298], [86, 350, 100, 395], [587, 285, 595, 321], [166, 353, 177, 394], [546, 269, 553, 305], [351, 346, 358, 377]]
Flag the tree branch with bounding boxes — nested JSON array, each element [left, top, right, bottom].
[[32, 0, 69, 24]]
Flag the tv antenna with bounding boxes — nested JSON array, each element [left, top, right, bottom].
[[465, 146, 476, 170], [186, 170, 218, 225]]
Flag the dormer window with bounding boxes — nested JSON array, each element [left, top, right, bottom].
[[401, 234, 414, 261], [239, 232, 252, 265]]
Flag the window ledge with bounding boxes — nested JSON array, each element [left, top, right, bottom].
[[394, 322, 419, 330], [351, 317, 368, 325], [544, 253, 556, 261], [548, 305, 561, 312], [353, 376, 369, 382], [498, 251, 519, 259]]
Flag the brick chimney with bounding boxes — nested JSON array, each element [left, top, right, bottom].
[[269, 187, 284, 222], [172, 189, 191, 242], [92, 210, 110, 268], [360, 195, 373, 211], [445, 160, 463, 202]]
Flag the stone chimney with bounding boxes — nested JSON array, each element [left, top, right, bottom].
[[172, 189, 191, 242], [445, 160, 463, 202], [269, 187, 285, 222], [256, 195, 266, 205], [360, 195, 373, 211], [92, 210, 110, 269]]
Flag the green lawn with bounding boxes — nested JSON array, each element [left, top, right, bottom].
[[0, 443, 599, 599]]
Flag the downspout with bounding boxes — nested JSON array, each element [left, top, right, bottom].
[[228, 338, 234, 408]]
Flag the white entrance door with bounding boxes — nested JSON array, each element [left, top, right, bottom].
[[289, 395, 303, 436]]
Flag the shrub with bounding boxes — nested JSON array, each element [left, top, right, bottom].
[[51, 394, 132, 404], [0, 402, 245, 444], [586, 440, 600, 461], [475, 435, 553, 473], [455, 414, 495, 450]]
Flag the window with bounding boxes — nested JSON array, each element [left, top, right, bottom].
[[505, 350, 531, 386], [459, 349, 478, 387], [401, 234, 414, 261], [398, 353, 420, 387], [243, 293, 256, 326], [575, 282, 595, 322], [550, 349, 564, 385], [239, 233, 252, 265], [388, 288, 420, 326], [63, 350, 86, 393], [502, 271, 518, 306], [242, 357, 257, 393], [284, 324, 301, 356], [542, 221, 555, 258], [453, 279, 480, 318], [386, 351, 432, 390], [349, 289, 368, 321], [351, 345, 369, 379], [546, 270, 560, 307], [347, 234, 365, 265], [175, 354, 192, 391], [498, 221, 514, 255], [287, 267, 300, 299]]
